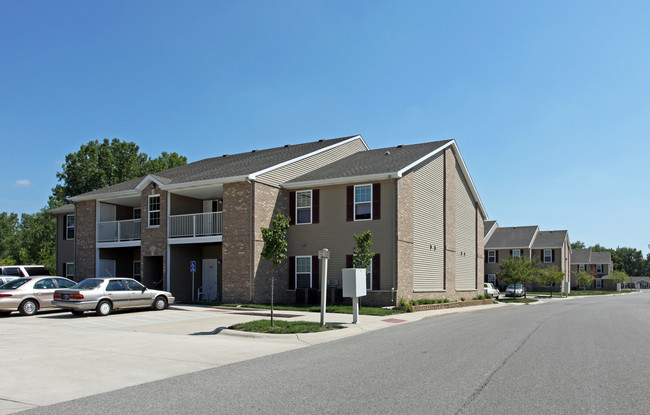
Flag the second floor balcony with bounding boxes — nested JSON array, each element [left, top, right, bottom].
[[97, 219, 141, 243], [169, 211, 222, 238]]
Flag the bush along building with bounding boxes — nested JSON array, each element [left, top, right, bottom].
[[51, 135, 487, 307]]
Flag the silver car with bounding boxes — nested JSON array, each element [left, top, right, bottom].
[[52, 278, 175, 316], [0, 276, 77, 316], [505, 284, 526, 297]]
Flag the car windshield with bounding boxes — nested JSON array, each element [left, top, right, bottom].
[[0, 278, 31, 290], [73, 279, 103, 290], [24, 267, 51, 276]]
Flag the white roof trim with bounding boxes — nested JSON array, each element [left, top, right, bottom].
[[248, 135, 366, 180], [70, 189, 140, 202], [283, 173, 397, 190], [395, 140, 455, 177], [160, 175, 249, 191], [135, 175, 167, 191]]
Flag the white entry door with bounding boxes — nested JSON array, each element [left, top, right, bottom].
[[99, 259, 116, 278], [202, 259, 219, 301]]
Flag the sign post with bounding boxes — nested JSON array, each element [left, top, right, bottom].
[[190, 260, 196, 301], [318, 249, 330, 326]]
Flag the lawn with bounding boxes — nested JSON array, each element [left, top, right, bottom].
[[203, 302, 403, 316], [498, 298, 539, 304], [527, 290, 636, 297], [229, 320, 344, 334]]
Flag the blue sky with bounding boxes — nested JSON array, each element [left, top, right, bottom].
[[1, 1, 649, 254]]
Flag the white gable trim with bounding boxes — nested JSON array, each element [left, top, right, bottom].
[[135, 175, 167, 191]]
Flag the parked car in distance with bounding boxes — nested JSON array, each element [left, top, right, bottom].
[[483, 282, 500, 299], [505, 284, 526, 297], [53, 278, 175, 316], [0, 265, 51, 277], [0, 276, 77, 316], [0, 276, 20, 286]]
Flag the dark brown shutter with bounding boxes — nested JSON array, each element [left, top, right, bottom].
[[496, 251, 499, 262], [372, 254, 381, 290], [510, 250, 513, 257], [312, 256, 319, 288], [372, 183, 381, 220], [312, 189, 319, 224], [541, 251, 544, 262], [288, 256, 295, 290], [346, 186, 354, 221], [289, 192, 296, 225], [484, 250, 488, 263], [552, 250, 556, 262], [346, 254, 353, 268]]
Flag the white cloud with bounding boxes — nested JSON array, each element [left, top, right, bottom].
[[15, 179, 31, 186]]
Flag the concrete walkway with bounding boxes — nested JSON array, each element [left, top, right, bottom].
[[0, 302, 505, 414]]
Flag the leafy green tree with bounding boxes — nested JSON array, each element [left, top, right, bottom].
[[18, 204, 57, 273], [52, 138, 187, 203], [0, 212, 21, 263], [534, 266, 565, 297], [571, 241, 586, 250], [352, 230, 375, 276], [575, 269, 593, 290], [609, 270, 629, 289], [261, 213, 290, 327], [612, 247, 644, 277], [498, 257, 534, 297]]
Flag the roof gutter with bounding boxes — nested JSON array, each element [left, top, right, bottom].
[[283, 173, 400, 190]]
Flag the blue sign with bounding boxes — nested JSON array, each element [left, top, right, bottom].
[[190, 261, 196, 273]]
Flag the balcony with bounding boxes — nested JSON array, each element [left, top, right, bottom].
[[97, 219, 141, 243], [169, 211, 222, 238]]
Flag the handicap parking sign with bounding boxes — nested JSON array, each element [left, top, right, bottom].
[[190, 261, 196, 273]]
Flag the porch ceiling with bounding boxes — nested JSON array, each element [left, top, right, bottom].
[[170, 185, 224, 201]]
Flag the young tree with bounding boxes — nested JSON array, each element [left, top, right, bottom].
[[575, 269, 593, 290], [534, 266, 565, 297], [609, 270, 629, 289], [498, 257, 534, 297], [571, 241, 586, 250], [260, 213, 290, 328], [352, 230, 375, 276], [52, 138, 187, 204]]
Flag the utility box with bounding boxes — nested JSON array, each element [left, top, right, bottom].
[[342, 268, 367, 298]]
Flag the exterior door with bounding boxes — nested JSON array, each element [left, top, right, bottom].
[[202, 259, 219, 301], [99, 259, 116, 278]]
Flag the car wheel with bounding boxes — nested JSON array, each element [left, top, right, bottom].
[[96, 300, 112, 316], [19, 299, 38, 316], [71, 310, 85, 316], [153, 296, 167, 311]]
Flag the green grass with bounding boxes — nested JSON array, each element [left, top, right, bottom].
[[499, 298, 539, 304], [527, 290, 636, 297], [229, 320, 344, 334], [206, 302, 403, 316]]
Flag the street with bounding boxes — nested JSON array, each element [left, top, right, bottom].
[[15, 292, 650, 415]]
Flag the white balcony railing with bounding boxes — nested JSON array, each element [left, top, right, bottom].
[[169, 211, 222, 238], [97, 219, 141, 242]]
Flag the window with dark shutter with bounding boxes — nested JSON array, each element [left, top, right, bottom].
[[372, 183, 381, 220], [312, 256, 319, 288], [288, 256, 296, 290], [346, 186, 354, 222], [346, 254, 353, 268], [312, 189, 319, 224], [289, 192, 296, 225], [372, 253, 381, 290]]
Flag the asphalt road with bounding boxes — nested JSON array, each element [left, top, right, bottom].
[[20, 292, 650, 415]]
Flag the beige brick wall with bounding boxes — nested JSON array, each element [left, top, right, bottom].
[[444, 148, 458, 298], [75, 201, 96, 279], [140, 186, 168, 288], [396, 172, 414, 301], [222, 181, 253, 302]]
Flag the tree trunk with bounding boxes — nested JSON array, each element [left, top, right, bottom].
[[270, 275, 275, 328]]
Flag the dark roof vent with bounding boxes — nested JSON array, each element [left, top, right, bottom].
[[318, 139, 324, 142], [251, 149, 257, 152], [222, 154, 228, 157], [397, 145, 403, 148], [284, 144, 290, 147]]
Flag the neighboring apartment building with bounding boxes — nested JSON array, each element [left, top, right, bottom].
[[51, 135, 487, 306], [484, 221, 571, 293], [570, 248, 614, 290]]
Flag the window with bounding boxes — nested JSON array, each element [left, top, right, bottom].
[[65, 263, 75, 279], [65, 215, 75, 240], [579, 264, 585, 271], [295, 256, 312, 289], [544, 249, 553, 263], [106, 280, 126, 291], [3, 267, 22, 276], [488, 250, 496, 263], [512, 249, 521, 258], [487, 274, 497, 284], [595, 279, 602, 289], [126, 279, 144, 291], [148, 195, 160, 227], [596, 265, 602, 273], [296, 190, 312, 224], [354, 185, 372, 220], [133, 208, 141, 219], [34, 279, 56, 289], [133, 261, 141, 279]]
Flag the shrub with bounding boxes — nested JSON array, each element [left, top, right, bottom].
[[443, 298, 450, 303], [399, 297, 414, 312], [460, 297, 465, 302]]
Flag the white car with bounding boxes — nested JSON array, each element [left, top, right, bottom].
[[483, 282, 500, 299]]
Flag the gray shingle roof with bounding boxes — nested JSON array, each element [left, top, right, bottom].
[[571, 248, 591, 264], [72, 136, 359, 198], [591, 251, 612, 264], [286, 140, 452, 183], [531, 230, 568, 249], [485, 226, 539, 249], [484, 220, 497, 238]]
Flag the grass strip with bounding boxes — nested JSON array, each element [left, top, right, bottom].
[[229, 319, 344, 334]]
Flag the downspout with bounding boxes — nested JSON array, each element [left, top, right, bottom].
[[392, 178, 398, 304], [249, 179, 254, 303]]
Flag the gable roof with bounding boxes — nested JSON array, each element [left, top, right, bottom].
[[570, 248, 612, 264], [284, 139, 487, 218], [484, 220, 498, 238], [484, 226, 539, 249], [70, 136, 363, 201], [531, 230, 568, 249]]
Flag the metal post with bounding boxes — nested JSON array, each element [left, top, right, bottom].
[[352, 297, 359, 324], [319, 249, 329, 327]]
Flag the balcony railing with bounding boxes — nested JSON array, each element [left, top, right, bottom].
[[169, 211, 222, 238], [97, 219, 141, 242]]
